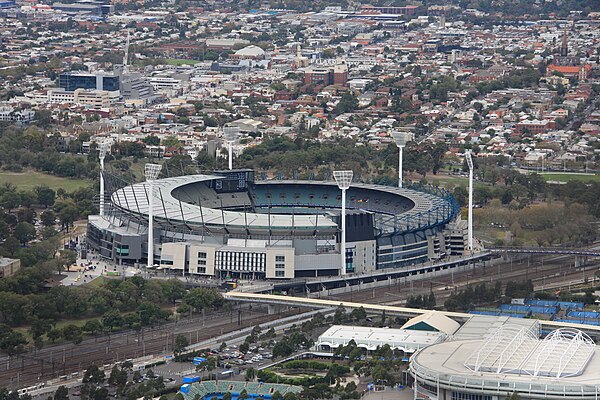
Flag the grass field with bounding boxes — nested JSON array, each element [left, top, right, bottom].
[[539, 173, 600, 183], [164, 58, 199, 66], [0, 171, 91, 192]]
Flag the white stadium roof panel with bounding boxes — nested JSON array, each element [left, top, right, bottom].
[[465, 326, 595, 378]]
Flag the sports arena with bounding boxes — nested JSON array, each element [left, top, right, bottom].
[[410, 320, 600, 399], [87, 169, 465, 279]]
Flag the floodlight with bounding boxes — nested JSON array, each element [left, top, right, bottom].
[[333, 170, 353, 190], [465, 151, 474, 251], [223, 126, 240, 142], [334, 170, 353, 275], [465, 150, 473, 170], [145, 163, 162, 181], [391, 131, 409, 147], [145, 163, 162, 270], [224, 127, 240, 170], [98, 141, 111, 217], [391, 132, 410, 188], [98, 141, 110, 160]]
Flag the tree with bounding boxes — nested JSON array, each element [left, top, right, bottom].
[[54, 386, 69, 400], [57, 205, 78, 232], [223, 393, 232, 400], [14, 222, 36, 245], [0, 191, 19, 212], [245, 367, 256, 381], [3, 237, 19, 256], [334, 92, 358, 114], [34, 186, 56, 208], [40, 210, 56, 226], [174, 334, 189, 356], [58, 249, 77, 270], [83, 320, 103, 335], [83, 365, 105, 384]]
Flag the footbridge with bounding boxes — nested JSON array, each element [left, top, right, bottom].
[[488, 247, 600, 257], [223, 292, 600, 337]]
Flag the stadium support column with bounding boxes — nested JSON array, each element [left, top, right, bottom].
[[145, 163, 162, 270], [334, 170, 353, 276], [98, 141, 110, 217], [224, 126, 240, 171], [391, 131, 410, 188], [465, 151, 474, 252]]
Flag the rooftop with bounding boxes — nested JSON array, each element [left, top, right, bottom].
[[316, 325, 446, 352]]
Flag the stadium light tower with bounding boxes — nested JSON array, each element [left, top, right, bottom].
[[223, 126, 240, 170], [334, 170, 353, 276], [98, 141, 110, 217], [391, 132, 409, 188], [145, 163, 162, 270], [465, 151, 474, 252]]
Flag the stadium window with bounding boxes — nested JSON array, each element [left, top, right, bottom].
[[275, 271, 285, 277], [198, 252, 207, 259]]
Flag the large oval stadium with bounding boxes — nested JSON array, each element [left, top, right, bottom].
[[87, 169, 465, 279]]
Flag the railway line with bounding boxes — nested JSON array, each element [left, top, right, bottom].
[[3, 252, 599, 390], [0, 307, 305, 389]]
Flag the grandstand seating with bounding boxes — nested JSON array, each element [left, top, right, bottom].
[[469, 310, 527, 318], [499, 304, 558, 316], [251, 184, 414, 216], [526, 299, 584, 310], [567, 311, 600, 320], [554, 319, 600, 326], [172, 182, 252, 210]]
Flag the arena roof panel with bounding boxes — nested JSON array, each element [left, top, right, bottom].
[[111, 175, 339, 233], [465, 326, 595, 378]]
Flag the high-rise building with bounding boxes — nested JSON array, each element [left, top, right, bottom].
[[59, 72, 120, 91]]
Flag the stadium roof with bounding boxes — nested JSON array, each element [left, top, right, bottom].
[[453, 314, 540, 341], [411, 330, 600, 398], [465, 326, 595, 378], [111, 174, 338, 233], [110, 175, 454, 236]]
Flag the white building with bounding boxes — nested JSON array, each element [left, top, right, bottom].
[[315, 325, 446, 354]]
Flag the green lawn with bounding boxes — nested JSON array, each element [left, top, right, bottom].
[[0, 171, 91, 192], [539, 173, 600, 183], [164, 58, 200, 66]]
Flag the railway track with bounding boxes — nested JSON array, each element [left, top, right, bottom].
[[0, 307, 304, 389], [3, 253, 599, 389]]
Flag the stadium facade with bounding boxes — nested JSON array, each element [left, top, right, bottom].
[[87, 169, 466, 279]]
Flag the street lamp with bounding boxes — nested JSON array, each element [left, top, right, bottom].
[[98, 141, 110, 217], [465, 151, 474, 252], [334, 170, 353, 276], [391, 132, 409, 188], [223, 126, 240, 170], [145, 163, 162, 270]]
